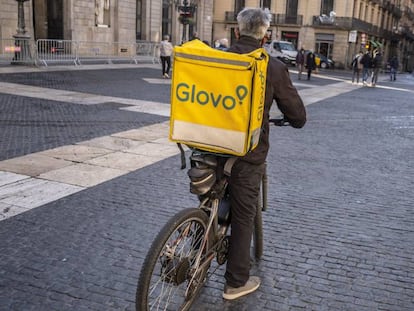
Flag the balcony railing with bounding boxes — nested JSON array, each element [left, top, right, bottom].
[[273, 14, 303, 25], [311, 16, 401, 38], [225, 12, 303, 26], [225, 11, 237, 22], [404, 6, 414, 21], [224, 10, 413, 40], [392, 6, 402, 18], [401, 26, 414, 41]]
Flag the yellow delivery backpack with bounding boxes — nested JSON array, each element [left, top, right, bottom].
[[169, 39, 269, 156]]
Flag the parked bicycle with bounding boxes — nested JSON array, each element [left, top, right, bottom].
[[136, 118, 287, 311]]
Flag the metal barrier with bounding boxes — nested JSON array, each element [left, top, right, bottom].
[[36, 39, 78, 66], [108, 42, 137, 64], [135, 42, 160, 64], [0, 38, 35, 65], [0, 38, 161, 67], [76, 41, 112, 65]]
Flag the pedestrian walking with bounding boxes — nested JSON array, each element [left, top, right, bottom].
[[306, 51, 317, 80], [215, 38, 229, 51], [351, 51, 363, 84], [191, 32, 200, 41], [160, 35, 173, 78], [360, 50, 372, 86], [296, 48, 305, 80], [371, 50, 382, 87], [389, 55, 398, 81]]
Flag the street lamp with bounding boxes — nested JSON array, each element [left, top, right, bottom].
[[12, 0, 32, 64], [178, 0, 194, 43]]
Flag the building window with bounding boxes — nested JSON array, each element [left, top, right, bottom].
[[261, 0, 271, 9], [95, 0, 110, 26], [315, 33, 334, 59], [320, 0, 334, 15], [364, 3, 368, 21], [371, 8, 374, 24], [136, 0, 142, 40], [230, 27, 238, 45], [285, 0, 298, 24], [234, 0, 245, 15], [281, 31, 298, 48], [286, 0, 298, 17], [162, 0, 172, 38]]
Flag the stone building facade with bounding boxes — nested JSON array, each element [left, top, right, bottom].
[[0, 0, 413, 70], [213, 0, 414, 71], [0, 0, 213, 46]]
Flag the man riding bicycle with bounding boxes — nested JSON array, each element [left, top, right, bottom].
[[222, 8, 306, 300]]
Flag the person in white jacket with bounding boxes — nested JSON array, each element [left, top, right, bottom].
[[160, 35, 173, 78]]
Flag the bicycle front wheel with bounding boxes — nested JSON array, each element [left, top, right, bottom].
[[136, 208, 211, 311]]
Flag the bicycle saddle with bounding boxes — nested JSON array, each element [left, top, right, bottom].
[[188, 153, 218, 195], [190, 154, 218, 168], [187, 167, 215, 181], [189, 171, 216, 195]]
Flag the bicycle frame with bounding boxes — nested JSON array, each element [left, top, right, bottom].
[[187, 181, 231, 286], [137, 144, 272, 310]]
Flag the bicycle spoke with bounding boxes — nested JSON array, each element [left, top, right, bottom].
[[140, 213, 210, 311]]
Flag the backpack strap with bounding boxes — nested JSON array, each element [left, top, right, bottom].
[[177, 143, 186, 169], [224, 157, 238, 176]]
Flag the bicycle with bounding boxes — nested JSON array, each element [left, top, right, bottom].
[[135, 118, 286, 311]]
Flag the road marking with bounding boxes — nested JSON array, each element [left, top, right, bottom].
[[0, 81, 171, 116], [0, 121, 182, 220], [0, 171, 83, 220], [0, 74, 376, 221]]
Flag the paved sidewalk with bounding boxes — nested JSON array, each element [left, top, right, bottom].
[[0, 65, 413, 311], [0, 66, 371, 221]]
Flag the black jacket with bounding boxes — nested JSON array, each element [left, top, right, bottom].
[[228, 36, 306, 164], [306, 53, 317, 70], [360, 53, 372, 68], [372, 53, 382, 68]]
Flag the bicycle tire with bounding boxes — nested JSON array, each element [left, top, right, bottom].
[[253, 192, 264, 260], [136, 208, 211, 311]]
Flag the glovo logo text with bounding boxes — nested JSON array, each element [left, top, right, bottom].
[[256, 69, 266, 122], [175, 83, 248, 110]]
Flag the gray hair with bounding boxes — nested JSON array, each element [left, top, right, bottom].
[[237, 8, 271, 40]]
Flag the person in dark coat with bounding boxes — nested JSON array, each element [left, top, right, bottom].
[[360, 51, 372, 85], [296, 48, 305, 80], [223, 7, 306, 301], [371, 50, 383, 87], [351, 51, 363, 84], [306, 51, 317, 80], [389, 55, 398, 81]]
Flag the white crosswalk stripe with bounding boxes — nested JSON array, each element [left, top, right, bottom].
[[0, 72, 362, 220]]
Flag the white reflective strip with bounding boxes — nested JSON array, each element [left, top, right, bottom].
[[171, 120, 246, 153], [174, 52, 251, 67]]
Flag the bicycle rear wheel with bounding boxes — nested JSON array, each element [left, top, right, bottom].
[[136, 208, 211, 311]]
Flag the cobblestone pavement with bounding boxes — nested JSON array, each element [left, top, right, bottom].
[[0, 64, 413, 311]]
